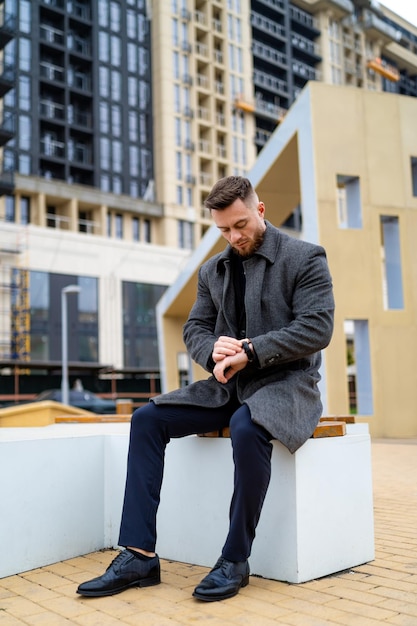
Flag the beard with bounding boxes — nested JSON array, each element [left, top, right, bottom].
[[232, 227, 265, 258]]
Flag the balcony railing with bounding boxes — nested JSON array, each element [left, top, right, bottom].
[[40, 61, 65, 83], [68, 33, 91, 56], [67, 1, 91, 21], [41, 137, 65, 158], [40, 100, 65, 121], [40, 24, 65, 46]]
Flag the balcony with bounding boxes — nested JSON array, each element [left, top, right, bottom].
[[0, 113, 15, 145], [0, 12, 16, 48], [255, 97, 287, 123], [252, 41, 287, 68], [68, 33, 91, 57], [0, 159, 14, 195], [385, 41, 417, 74], [361, 10, 400, 45], [40, 0, 65, 8], [294, 0, 353, 19], [251, 12, 286, 40], [290, 6, 320, 34], [40, 61, 65, 83], [68, 68, 92, 92], [68, 107, 92, 128], [40, 137, 65, 159], [0, 62, 15, 97], [68, 142, 93, 166], [253, 69, 288, 97], [40, 24, 65, 47], [67, 1, 91, 21], [40, 99, 65, 121]]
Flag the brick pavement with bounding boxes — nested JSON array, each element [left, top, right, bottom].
[[1, 439, 416, 626]]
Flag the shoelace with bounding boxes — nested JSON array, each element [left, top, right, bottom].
[[106, 550, 130, 571]]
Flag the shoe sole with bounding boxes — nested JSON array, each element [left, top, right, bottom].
[[77, 575, 161, 597], [192, 576, 249, 602]]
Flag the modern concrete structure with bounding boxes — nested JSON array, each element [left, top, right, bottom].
[[157, 82, 417, 439]]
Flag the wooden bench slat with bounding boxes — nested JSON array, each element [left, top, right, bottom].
[[198, 417, 349, 439]]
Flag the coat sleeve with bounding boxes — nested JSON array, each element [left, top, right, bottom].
[[251, 246, 335, 368]]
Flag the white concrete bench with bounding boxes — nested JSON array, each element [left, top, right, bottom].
[[157, 422, 375, 583], [0, 421, 374, 583]]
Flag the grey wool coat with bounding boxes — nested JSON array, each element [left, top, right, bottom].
[[153, 221, 335, 453]]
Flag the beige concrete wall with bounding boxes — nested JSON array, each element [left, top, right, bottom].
[[310, 83, 417, 437]]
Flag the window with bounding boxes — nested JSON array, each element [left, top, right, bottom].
[[20, 196, 30, 224], [5, 195, 15, 222], [411, 157, 417, 196], [143, 219, 151, 243], [122, 281, 167, 368], [178, 220, 194, 249], [380, 215, 404, 310], [336, 175, 362, 228], [344, 320, 373, 415], [132, 217, 140, 241], [115, 213, 123, 238]]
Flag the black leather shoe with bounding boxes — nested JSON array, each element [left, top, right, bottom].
[[193, 556, 249, 602], [76, 550, 160, 597]]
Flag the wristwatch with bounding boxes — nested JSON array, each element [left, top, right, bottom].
[[242, 340, 255, 362]]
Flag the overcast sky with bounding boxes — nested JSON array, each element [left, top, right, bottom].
[[380, 0, 417, 27]]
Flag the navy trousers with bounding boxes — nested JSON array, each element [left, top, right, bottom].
[[118, 400, 273, 562]]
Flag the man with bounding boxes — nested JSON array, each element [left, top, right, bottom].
[[77, 176, 334, 601]]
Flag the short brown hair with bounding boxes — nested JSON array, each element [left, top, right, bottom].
[[204, 176, 258, 211]]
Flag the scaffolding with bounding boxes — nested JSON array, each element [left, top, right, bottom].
[[0, 223, 29, 364]]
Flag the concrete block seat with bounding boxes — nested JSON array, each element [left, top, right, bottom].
[[0, 418, 374, 583]]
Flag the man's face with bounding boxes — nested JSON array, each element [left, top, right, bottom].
[[211, 198, 266, 257]]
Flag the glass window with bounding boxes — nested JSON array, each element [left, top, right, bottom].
[[130, 145, 139, 176], [380, 215, 404, 310], [107, 212, 112, 236], [115, 213, 123, 238], [112, 140, 122, 172], [19, 75, 30, 110], [101, 174, 110, 192], [127, 42, 137, 72], [100, 138, 110, 169], [19, 115, 31, 150], [176, 152, 182, 179], [336, 175, 362, 228], [122, 281, 167, 368], [111, 70, 121, 101], [111, 36, 121, 66], [143, 218, 151, 242], [173, 51, 180, 79], [129, 111, 138, 141], [19, 38, 31, 71], [98, 0, 109, 27], [139, 81, 149, 108], [20, 196, 30, 224], [128, 77, 137, 106], [175, 118, 181, 146], [113, 175, 122, 195], [132, 217, 140, 241], [19, 154, 30, 175], [5, 195, 15, 221], [411, 157, 417, 196], [19, 0, 31, 33], [178, 220, 194, 249], [127, 10, 136, 38], [100, 102, 109, 132], [99, 67, 110, 97], [110, 1, 121, 31], [344, 320, 373, 415], [176, 185, 183, 205], [112, 105, 122, 136], [138, 47, 148, 76], [99, 31, 109, 62], [172, 18, 179, 46]]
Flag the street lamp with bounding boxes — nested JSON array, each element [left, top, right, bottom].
[[61, 285, 81, 406]]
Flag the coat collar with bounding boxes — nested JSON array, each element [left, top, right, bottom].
[[215, 221, 280, 272]]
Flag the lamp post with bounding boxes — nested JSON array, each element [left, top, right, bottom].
[[61, 285, 81, 406]]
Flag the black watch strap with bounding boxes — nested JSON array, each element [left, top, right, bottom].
[[242, 341, 254, 362]]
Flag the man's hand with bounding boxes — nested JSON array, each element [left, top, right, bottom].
[[213, 349, 248, 384], [212, 336, 243, 364]]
